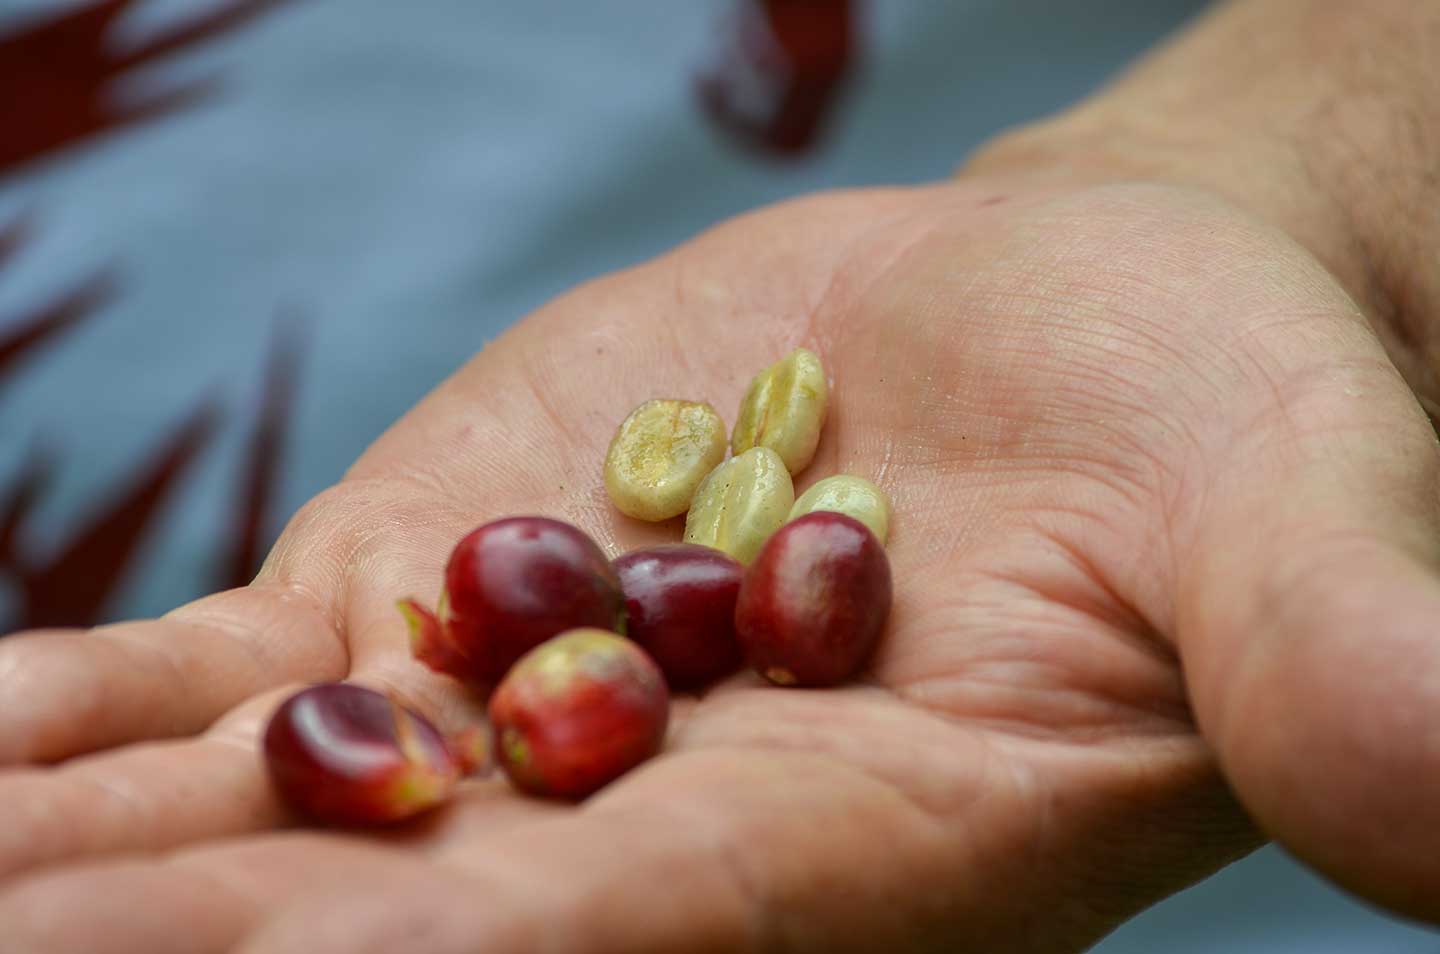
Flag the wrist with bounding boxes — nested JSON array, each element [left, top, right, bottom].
[[960, 0, 1440, 412]]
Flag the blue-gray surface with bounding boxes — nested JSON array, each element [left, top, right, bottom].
[[2, 1, 1437, 950]]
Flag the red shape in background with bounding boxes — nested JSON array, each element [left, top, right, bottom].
[[0, 0, 295, 177], [0, 0, 306, 631], [2, 402, 221, 630], [0, 263, 119, 384], [0, 214, 34, 270], [0, 444, 53, 575], [221, 310, 308, 591], [698, 0, 859, 156], [0, 228, 308, 629]]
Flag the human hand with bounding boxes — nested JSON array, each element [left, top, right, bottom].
[[2, 167, 1437, 952]]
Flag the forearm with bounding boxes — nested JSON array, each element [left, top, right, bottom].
[[964, 0, 1440, 410]]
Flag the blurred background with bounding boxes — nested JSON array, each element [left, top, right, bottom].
[[1, 1, 1437, 949]]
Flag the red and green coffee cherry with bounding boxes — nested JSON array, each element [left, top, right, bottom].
[[399, 516, 626, 688], [488, 628, 670, 800], [263, 683, 479, 826], [614, 543, 744, 691], [735, 511, 892, 687]]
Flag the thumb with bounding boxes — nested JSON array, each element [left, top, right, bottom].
[[1177, 352, 1440, 921]]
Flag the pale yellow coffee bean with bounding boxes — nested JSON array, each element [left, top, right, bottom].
[[788, 474, 890, 545], [683, 447, 794, 564], [604, 399, 727, 521], [732, 347, 828, 475]]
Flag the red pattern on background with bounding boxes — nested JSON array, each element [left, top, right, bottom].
[[698, 0, 859, 155], [0, 214, 34, 268], [6, 405, 221, 630], [0, 262, 118, 384], [0, 0, 300, 632], [222, 312, 307, 591], [0, 0, 294, 176], [0, 444, 51, 574]]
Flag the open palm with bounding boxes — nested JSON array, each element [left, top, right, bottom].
[[3, 178, 1437, 953]]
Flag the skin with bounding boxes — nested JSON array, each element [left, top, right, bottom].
[[1, 0, 1439, 950]]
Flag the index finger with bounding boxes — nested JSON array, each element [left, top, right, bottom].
[[0, 583, 344, 764]]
